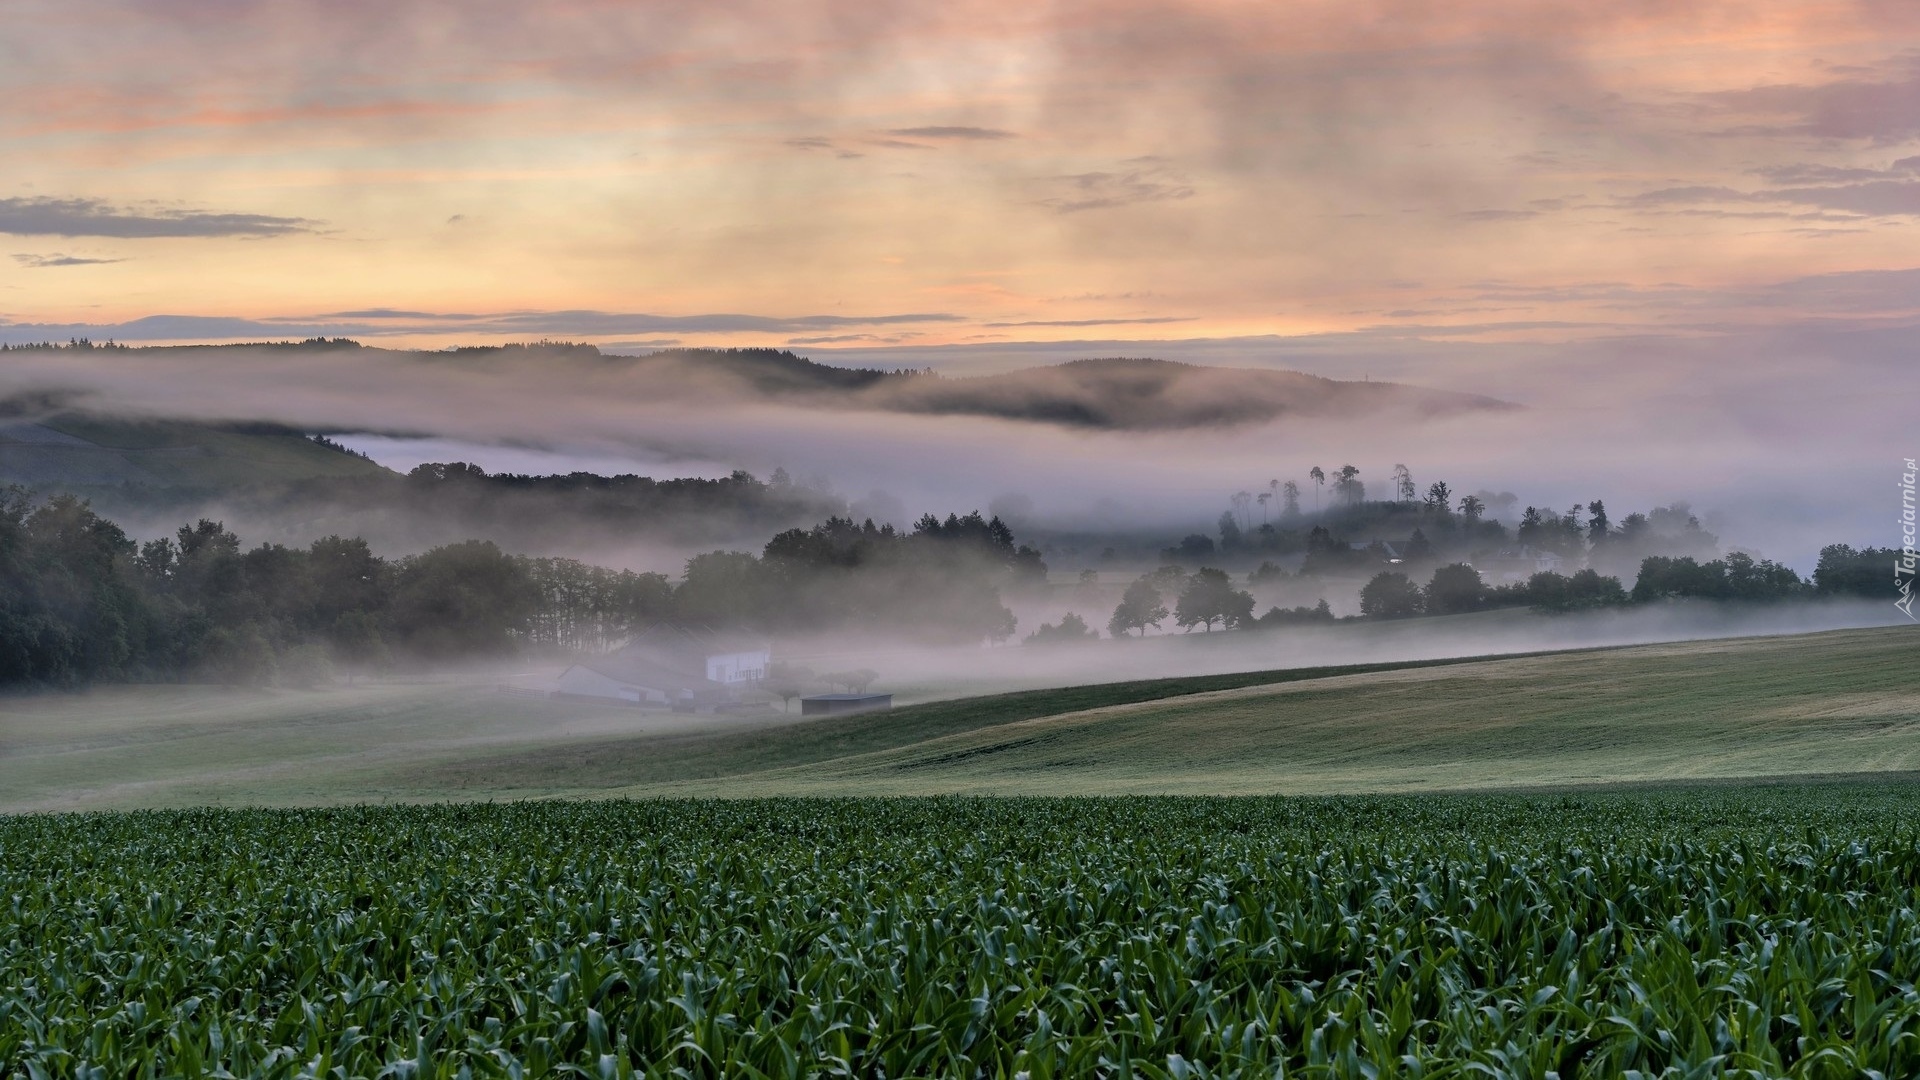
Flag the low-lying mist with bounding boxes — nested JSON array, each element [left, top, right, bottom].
[[781, 600, 1910, 706], [0, 324, 1903, 576]]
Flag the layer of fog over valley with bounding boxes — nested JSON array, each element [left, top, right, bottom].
[[0, 325, 1907, 702]]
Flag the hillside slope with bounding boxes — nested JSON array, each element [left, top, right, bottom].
[[0, 414, 394, 490], [645, 625, 1919, 796], [874, 357, 1512, 429], [8, 626, 1908, 811], [611, 350, 1511, 429], [3, 343, 1513, 445]]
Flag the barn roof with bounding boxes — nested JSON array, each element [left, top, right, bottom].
[[572, 654, 718, 694]]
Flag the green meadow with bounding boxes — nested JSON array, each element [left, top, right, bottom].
[[7, 625, 1912, 811]]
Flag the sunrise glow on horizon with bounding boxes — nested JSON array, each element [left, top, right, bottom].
[[2, 1, 1918, 354]]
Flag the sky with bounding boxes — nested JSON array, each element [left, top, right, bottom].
[[3, 1, 1919, 353]]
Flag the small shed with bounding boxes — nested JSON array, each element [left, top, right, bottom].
[[800, 693, 893, 716]]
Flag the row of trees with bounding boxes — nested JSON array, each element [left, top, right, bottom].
[[1359, 547, 1862, 619], [0, 491, 630, 688], [0, 492, 1046, 688], [1030, 563, 1334, 645], [1104, 567, 1257, 637], [1065, 543, 1901, 643], [1222, 464, 1440, 529], [79, 460, 853, 559], [1185, 473, 1729, 587], [674, 513, 1042, 644], [1358, 565, 1631, 618]]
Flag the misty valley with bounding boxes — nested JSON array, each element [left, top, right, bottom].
[[3, 340, 1915, 1080], [8, 4, 1920, 1068], [2, 430, 1903, 696], [2, 338, 1912, 812]]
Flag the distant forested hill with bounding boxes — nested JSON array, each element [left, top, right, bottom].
[[593, 350, 1511, 429], [0, 414, 392, 489], [0, 340, 1512, 554], [2, 340, 1513, 435], [877, 357, 1512, 429]]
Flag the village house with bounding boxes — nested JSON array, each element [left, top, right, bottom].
[[1478, 545, 1565, 583]]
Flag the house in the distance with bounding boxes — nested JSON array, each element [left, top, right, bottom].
[[801, 693, 892, 716], [553, 626, 770, 710], [1479, 546, 1565, 584], [553, 653, 714, 709]]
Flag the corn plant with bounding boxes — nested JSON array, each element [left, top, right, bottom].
[[5, 790, 1920, 1077]]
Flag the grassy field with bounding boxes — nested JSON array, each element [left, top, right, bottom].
[[7, 626, 1920, 1073], [0, 677, 805, 813], [9, 790, 1920, 1075], [3, 624, 1915, 810], [683, 624, 1920, 797]]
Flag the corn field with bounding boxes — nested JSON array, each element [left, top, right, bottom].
[[6, 790, 1920, 1077]]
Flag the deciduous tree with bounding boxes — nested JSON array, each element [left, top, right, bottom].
[[1360, 571, 1424, 618], [1108, 578, 1169, 638]]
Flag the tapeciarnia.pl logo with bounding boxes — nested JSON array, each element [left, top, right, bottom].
[[1899, 458, 1917, 620]]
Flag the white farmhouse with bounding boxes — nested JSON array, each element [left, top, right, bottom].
[[702, 645, 771, 686]]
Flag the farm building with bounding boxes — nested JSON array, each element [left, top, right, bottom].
[[801, 693, 893, 716], [1479, 546, 1565, 583], [553, 626, 772, 710], [553, 654, 717, 709], [612, 625, 770, 686]]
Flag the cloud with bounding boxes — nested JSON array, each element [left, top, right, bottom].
[[982, 317, 1197, 328], [1456, 209, 1538, 222], [787, 333, 898, 344], [0, 196, 317, 238], [485, 310, 964, 335], [886, 126, 1015, 140], [1350, 319, 1608, 337], [11, 252, 125, 267], [1621, 186, 1752, 207], [1752, 163, 1909, 185], [0, 308, 968, 344], [1706, 59, 1920, 142], [785, 135, 869, 158], [1769, 181, 1920, 216], [1622, 179, 1920, 217], [319, 308, 473, 320], [1040, 164, 1195, 214], [1757, 266, 1920, 314]]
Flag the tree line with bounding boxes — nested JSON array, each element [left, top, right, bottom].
[[1064, 544, 1899, 642], [74, 459, 853, 557], [0, 492, 1044, 689], [1173, 463, 1730, 584]]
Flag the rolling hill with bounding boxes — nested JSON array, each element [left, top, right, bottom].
[[3, 625, 1913, 811], [610, 349, 1513, 429], [3, 342, 1514, 448], [0, 413, 394, 491]]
